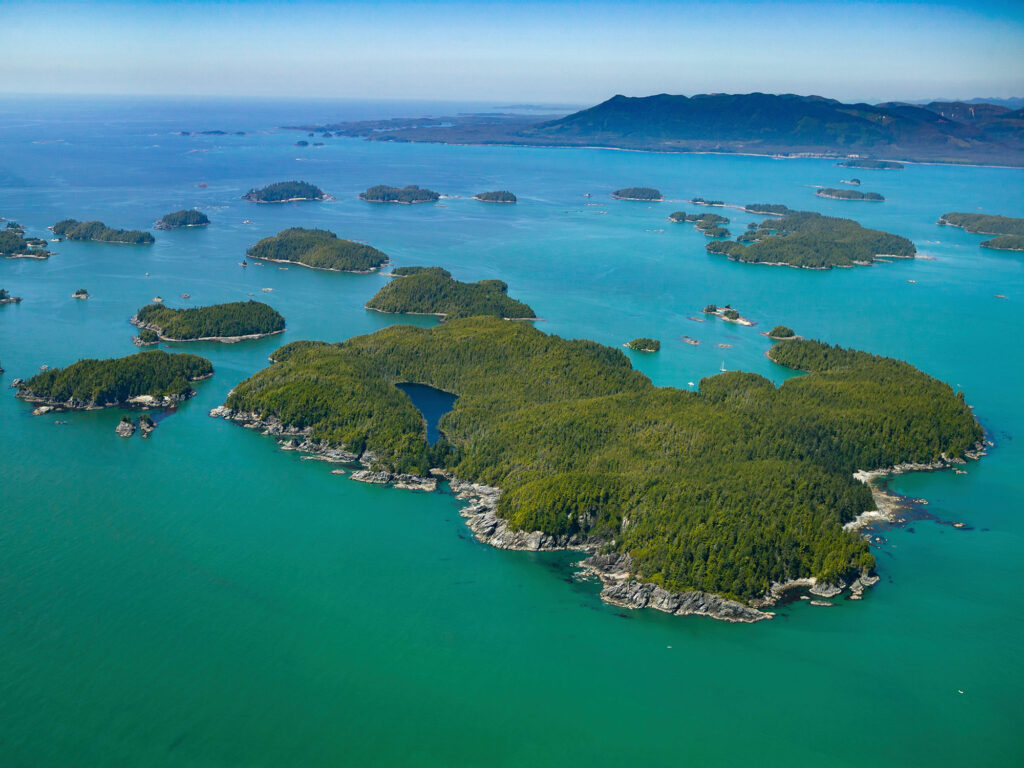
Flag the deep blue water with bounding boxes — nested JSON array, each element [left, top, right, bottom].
[[395, 383, 458, 444], [1, 97, 1022, 767]]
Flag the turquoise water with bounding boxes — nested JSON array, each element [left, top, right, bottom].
[[1, 97, 1022, 766]]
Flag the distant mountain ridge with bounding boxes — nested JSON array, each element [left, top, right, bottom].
[[290, 92, 1024, 166]]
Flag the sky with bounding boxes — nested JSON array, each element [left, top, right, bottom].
[[3, 0, 1023, 104]]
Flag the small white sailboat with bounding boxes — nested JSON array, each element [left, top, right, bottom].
[[720, 360, 727, 372]]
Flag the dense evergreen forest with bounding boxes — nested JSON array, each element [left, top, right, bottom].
[[366, 267, 536, 320], [51, 219, 154, 245], [16, 350, 213, 408], [768, 325, 796, 338], [612, 187, 663, 200], [816, 188, 885, 201], [0, 229, 50, 257], [838, 159, 904, 169], [669, 211, 731, 237], [980, 235, 1024, 250], [359, 185, 440, 203], [706, 211, 916, 268], [246, 228, 389, 272], [744, 204, 794, 215], [242, 181, 326, 202], [155, 209, 210, 229], [222, 317, 980, 602], [134, 300, 285, 340], [475, 191, 517, 203], [939, 212, 1024, 236]]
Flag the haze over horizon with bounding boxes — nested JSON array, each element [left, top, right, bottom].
[[4, 0, 1023, 104]]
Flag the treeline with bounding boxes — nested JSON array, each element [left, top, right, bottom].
[[816, 188, 885, 201], [155, 209, 210, 229], [52, 219, 154, 245], [134, 300, 285, 340], [359, 185, 439, 204], [16, 350, 212, 407], [243, 181, 326, 202], [613, 187, 663, 200], [223, 317, 980, 601], [366, 266, 535, 320], [475, 191, 517, 203], [939, 212, 1024, 236], [707, 211, 916, 268], [246, 228, 389, 272]]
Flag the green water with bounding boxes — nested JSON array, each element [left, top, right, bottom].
[[1, 98, 1022, 766]]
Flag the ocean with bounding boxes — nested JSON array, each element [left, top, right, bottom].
[[1, 96, 1021, 767]]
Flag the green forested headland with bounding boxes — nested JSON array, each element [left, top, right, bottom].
[[243, 181, 326, 202], [612, 187, 663, 200], [816, 188, 885, 201], [51, 219, 154, 245], [475, 191, 517, 203], [155, 209, 210, 229], [222, 317, 980, 602], [134, 300, 285, 340], [706, 211, 915, 268], [980, 235, 1024, 251], [359, 185, 440, 203], [366, 267, 536, 320], [939, 213, 1024, 236], [246, 228, 389, 272], [16, 350, 213, 407]]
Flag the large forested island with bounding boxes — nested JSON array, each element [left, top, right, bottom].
[[154, 209, 210, 229], [246, 228, 389, 272], [980, 235, 1024, 251], [295, 93, 1024, 166], [706, 211, 916, 268], [366, 266, 536, 320], [612, 187, 663, 201], [131, 300, 285, 342], [816, 188, 885, 201], [212, 317, 981, 620], [938, 212, 1024, 235], [743, 203, 794, 215], [15, 350, 213, 410], [359, 185, 440, 204], [51, 219, 154, 245], [242, 181, 326, 203], [474, 191, 517, 203]]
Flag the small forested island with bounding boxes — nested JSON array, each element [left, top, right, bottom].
[[743, 203, 793, 215], [15, 350, 213, 411], [816, 187, 885, 201], [51, 219, 154, 245], [212, 317, 981, 621], [131, 300, 285, 342], [154, 209, 210, 230], [626, 337, 660, 352], [246, 228, 389, 272], [474, 191, 517, 203], [359, 185, 440, 204], [242, 181, 327, 203], [838, 159, 904, 170], [980, 235, 1024, 251], [1, 288, 23, 305], [612, 187, 663, 201], [767, 325, 796, 339], [841, 178, 862, 185], [690, 197, 724, 207], [704, 304, 754, 326], [1, 228, 52, 258], [706, 211, 916, 269], [366, 266, 536, 321], [72, 288, 89, 300], [668, 211, 730, 237], [937, 212, 1024, 236]]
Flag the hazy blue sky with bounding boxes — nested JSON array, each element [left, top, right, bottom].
[[4, 0, 1022, 103]]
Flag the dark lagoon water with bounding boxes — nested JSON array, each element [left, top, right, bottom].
[[395, 383, 458, 445], [0, 96, 1022, 767]]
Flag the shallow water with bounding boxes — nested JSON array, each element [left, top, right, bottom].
[[1, 97, 1022, 767]]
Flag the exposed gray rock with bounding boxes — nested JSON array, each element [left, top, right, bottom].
[[598, 579, 770, 623], [115, 419, 136, 438], [350, 470, 437, 491]]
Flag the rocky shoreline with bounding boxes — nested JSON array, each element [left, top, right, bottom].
[[16, 372, 212, 413], [249, 255, 388, 274], [130, 316, 286, 344]]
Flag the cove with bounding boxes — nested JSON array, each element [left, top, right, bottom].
[[395, 382, 457, 444]]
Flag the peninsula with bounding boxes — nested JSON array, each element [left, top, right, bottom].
[[366, 266, 536, 320], [51, 219, 154, 245], [131, 300, 285, 342], [706, 211, 916, 268], [154, 209, 210, 229], [980, 235, 1024, 251], [359, 185, 440, 204], [743, 204, 794, 215], [612, 187, 663, 201], [816, 188, 885, 201], [937, 212, 1024, 236], [474, 191, 517, 203], [15, 350, 213, 411], [669, 211, 730, 237], [246, 228, 389, 272], [242, 181, 326, 203], [212, 316, 981, 621]]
